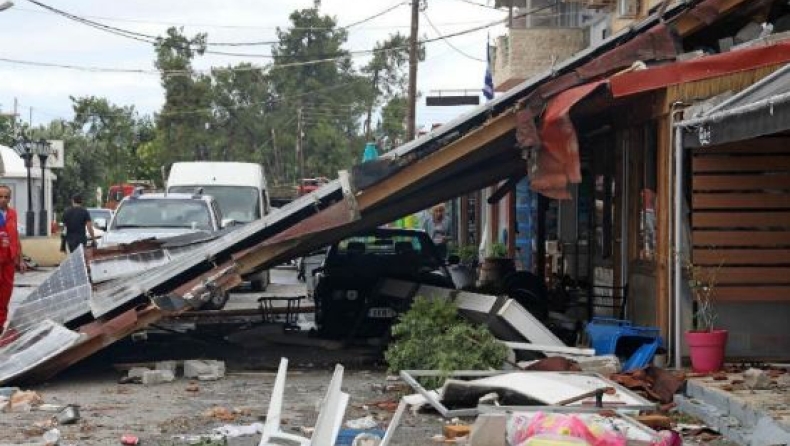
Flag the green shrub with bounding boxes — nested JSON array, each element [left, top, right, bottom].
[[385, 297, 508, 388]]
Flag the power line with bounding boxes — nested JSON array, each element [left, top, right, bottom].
[[1, 2, 541, 79], [445, 0, 502, 11], [422, 11, 485, 62], [12, 5, 493, 31], [22, 0, 407, 50]]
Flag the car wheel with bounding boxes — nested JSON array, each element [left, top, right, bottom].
[[201, 291, 229, 311]]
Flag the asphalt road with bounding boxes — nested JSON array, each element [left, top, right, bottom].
[[2, 265, 445, 445]]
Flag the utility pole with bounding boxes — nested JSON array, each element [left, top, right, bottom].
[[13, 97, 18, 134], [406, 0, 422, 141], [271, 128, 281, 183], [296, 107, 305, 192]]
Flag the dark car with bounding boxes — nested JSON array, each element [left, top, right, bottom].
[[313, 228, 456, 340]]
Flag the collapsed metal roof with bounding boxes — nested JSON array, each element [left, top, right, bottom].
[[0, 0, 768, 384]]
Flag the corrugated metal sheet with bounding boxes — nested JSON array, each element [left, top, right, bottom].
[[8, 246, 91, 332], [0, 0, 754, 384]]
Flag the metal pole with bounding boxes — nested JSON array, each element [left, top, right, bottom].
[[673, 116, 684, 370], [297, 107, 304, 194], [38, 154, 47, 236], [24, 154, 34, 236], [406, 0, 420, 141]]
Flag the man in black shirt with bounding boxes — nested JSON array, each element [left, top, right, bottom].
[[62, 194, 95, 252]]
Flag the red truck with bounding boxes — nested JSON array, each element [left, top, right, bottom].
[[104, 181, 156, 210]]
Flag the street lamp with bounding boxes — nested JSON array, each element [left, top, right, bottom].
[[33, 139, 53, 236], [12, 135, 35, 237]]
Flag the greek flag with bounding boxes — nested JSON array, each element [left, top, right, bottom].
[[482, 41, 494, 101]]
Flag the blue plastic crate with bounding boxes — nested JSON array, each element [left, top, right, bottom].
[[585, 317, 661, 356], [335, 428, 386, 446]]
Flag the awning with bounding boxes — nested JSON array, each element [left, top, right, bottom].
[[531, 40, 790, 198], [610, 40, 790, 98], [678, 63, 790, 147], [533, 81, 607, 200]]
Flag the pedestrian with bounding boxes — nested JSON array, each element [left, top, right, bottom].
[[0, 185, 26, 332], [422, 203, 451, 259], [61, 193, 95, 253]]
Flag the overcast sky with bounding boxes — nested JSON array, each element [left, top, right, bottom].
[[0, 0, 507, 131]]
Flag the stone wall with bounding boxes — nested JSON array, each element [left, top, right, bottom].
[[493, 28, 587, 91]]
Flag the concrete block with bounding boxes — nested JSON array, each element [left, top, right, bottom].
[[127, 367, 151, 379], [155, 361, 178, 375], [142, 370, 175, 385], [469, 413, 507, 446], [183, 360, 225, 379], [197, 374, 221, 381], [729, 397, 757, 429], [752, 416, 790, 446]]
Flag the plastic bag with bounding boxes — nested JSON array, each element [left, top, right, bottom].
[[508, 412, 627, 446]]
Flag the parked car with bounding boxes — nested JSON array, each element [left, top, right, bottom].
[[87, 207, 113, 231], [97, 192, 225, 248], [312, 228, 456, 340]]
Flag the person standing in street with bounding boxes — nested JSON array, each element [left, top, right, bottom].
[[0, 185, 25, 332], [62, 194, 94, 253], [422, 203, 451, 260]]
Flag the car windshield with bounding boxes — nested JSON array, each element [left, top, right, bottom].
[[169, 186, 260, 222], [330, 233, 441, 268], [88, 209, 112, 221], [112, 199, 213, 231]]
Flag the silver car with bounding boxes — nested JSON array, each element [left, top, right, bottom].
[[98, 192, 224, 248]]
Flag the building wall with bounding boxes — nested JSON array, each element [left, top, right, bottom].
[[493, 28, 588, 91]]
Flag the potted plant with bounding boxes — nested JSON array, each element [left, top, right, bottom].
[[684, 259, 728, 373], [479, 242, 515, 286]]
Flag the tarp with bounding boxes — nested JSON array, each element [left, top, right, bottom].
[[532, 40, 790, 198], [534, 81, 607, 200]]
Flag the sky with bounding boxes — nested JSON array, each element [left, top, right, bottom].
[[0, 0, 508, 131]]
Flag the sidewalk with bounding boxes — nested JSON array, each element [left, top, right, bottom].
[[676, 369, 790, 446]]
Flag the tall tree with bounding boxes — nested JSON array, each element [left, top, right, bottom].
[[210, 64, 274, 171], [69, 96, 157, 202], [377, 95, 408, 150], [362, 33, 414, 140], [268, 8, 369, 177], [154, 27, 212, 166]]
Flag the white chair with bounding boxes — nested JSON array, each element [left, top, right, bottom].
[[259, 358, 349, 446]]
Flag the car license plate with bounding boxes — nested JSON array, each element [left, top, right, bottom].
[[367, 307, 397, 318]]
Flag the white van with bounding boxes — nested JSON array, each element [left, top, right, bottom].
[[167, 161, 272, 289]]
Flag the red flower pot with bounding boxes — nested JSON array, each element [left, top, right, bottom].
[[685, 329, 728, 373]]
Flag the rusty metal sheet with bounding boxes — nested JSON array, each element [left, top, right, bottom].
[[0, 321, 82, 385], [576, 25, 679, 80]]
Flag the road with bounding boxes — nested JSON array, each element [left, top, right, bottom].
[[1, 265, 444, 445]]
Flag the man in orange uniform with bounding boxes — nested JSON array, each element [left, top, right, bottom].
[[0, 185, 26, 332]]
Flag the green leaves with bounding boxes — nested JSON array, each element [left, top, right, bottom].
[[385, 297, 508, 388]]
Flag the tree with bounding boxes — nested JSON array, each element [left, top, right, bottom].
[[154, 27, 212, 166], [377, 95, 408, 150], [67, 96, 157, 207], [268, 8, 369, 178], [210, 64, 274, 171], [362, 33, 415, 139]]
